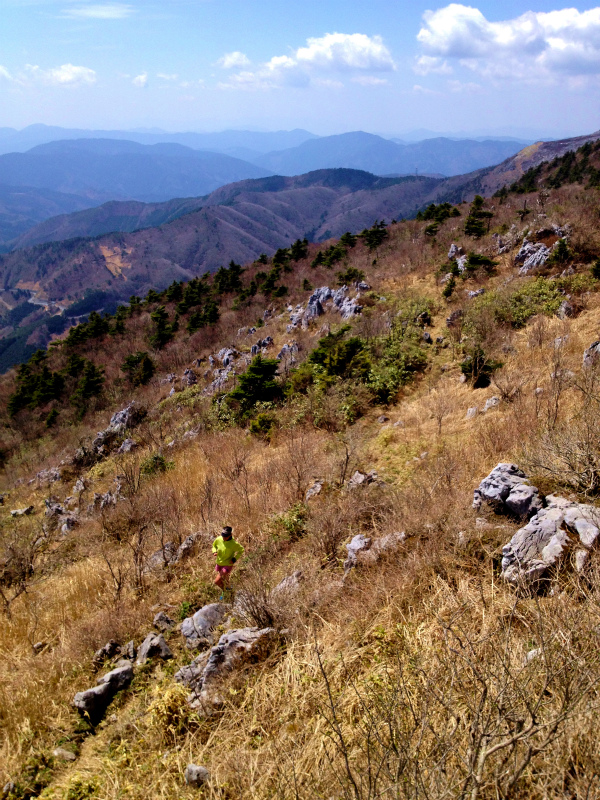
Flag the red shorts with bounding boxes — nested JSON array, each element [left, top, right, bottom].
[[215, 564, 234, 577]]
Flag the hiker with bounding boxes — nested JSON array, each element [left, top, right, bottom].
[[212, 525, 244, 595]]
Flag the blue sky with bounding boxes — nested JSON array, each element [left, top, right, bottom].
[[2, 0, 600, 137]]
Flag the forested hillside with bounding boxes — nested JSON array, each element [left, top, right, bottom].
[[2, 137, 600, 798]]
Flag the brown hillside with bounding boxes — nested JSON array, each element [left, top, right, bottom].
[[2, 172, 600, 798]]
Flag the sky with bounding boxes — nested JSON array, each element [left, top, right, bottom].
[[1, 0, 600, 138]]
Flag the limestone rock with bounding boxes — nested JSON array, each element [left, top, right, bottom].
[[483, 396, 500, 412], [183, 627, 279, 711], [73, 660, 133, 724], [11, 506, 34, 517], [116, 438, 137, 454], [271, 570, 304, 600], [185, 764, 210, 788], [473, 463, 543, 519], [347, 470, 381, 489], [136, 633, 173, 665], [181, 603, 231, 650], [466, 407, 478, 420], [92, 639, 120, 668], [153, 611, 175, 632], [305, 480, 323, 501], [501, 495, 600, 584], [583, 340, 600, 368], [515, 240, 551, 274], [344, 534, 371, 573], [53, 747, 76, 762]]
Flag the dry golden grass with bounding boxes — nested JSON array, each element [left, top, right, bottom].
[[2, 183, 600, 797]]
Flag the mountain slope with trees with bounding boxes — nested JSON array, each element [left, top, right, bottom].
[[2, 144, 600, 798]]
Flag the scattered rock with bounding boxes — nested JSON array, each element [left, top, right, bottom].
[[422, 331, 433, 344], [514, 240, 551, 274], [73, 660, 133, 725], [393, 420, 404, 428], [305, 480, 323, 502], [145, 542, 178, 572], [448, 243, 464, 260], [153, 611, 175, 632], [185, 764, 210, 788], [136, 633, 173, 665], [2, 783, 16, 798], [11, 506, 34, 517], [117, 438, 137, 454], [558, 299, 574, 319], [178, 627, 279, 712], [276, 341, 299, 362], [446, 309, 464, 328], [583, 340, 600, 367], [181, 603, 231, 650], [120, 640, 136, 660], [377, 414, 389, 424], [473, 463, 543, 519], [344, 534, 371, 573], [182, 368, 197, 386], [34, 467, 61, 487], [174, 533, 200, 562], [468, 288, 485, 299], [92, 639, 120, 669], [501, 495, 600, 584], [32, 641, 47, 654], [483, 396, 500, 412], [271, 570, 304, 600], [53, 747, 77, 762], [347, 470, 381, 489], [466, 407, 478, 419]]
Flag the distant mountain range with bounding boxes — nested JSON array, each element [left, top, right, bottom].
[[1, 128, 599, 372], [251, 132, 530, 178], [0, 125, 318, 156], [0, 139, 272, 204], [0, 130, 534, 250]]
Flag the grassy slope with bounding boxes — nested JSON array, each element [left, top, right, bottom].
[[2, 166, 600, 797]]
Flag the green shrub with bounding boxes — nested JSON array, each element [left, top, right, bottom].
[[442, 275, 456, 299], [249, 412, 276, 439], [121, 352, 155, 386], [461, 346, 503, 388], [269, 503, 308, 541], [140, 453, 174, 476], [227, 355, 282, 417], [336, 266, 365, 286], [591, 258, 600, 280], [65, 777, 99, 800]]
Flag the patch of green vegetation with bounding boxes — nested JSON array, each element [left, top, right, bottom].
[[416, 202, 461, 224], [467, 277, 563, 329], [464, 195, 493, 239], [269, 503, 308, 541], [140, 453, 174, 476], [121, 351, 155, 386]]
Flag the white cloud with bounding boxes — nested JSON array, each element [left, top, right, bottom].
[[351, 75, 389, 86], [220, 32, 395, 90], [62, 3, 134, 19], [417, 4, 600, 81], [25, 63, 96, 86], [0, 66, 13, 81], [295, 33, 395, 71], [217, 51, 251, 69], [157, 73, 178, 81], [132, 72, 148, 87], [414, 55, 452, 76]]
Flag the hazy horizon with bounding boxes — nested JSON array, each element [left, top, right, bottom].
[[2, 1, 600, 139]]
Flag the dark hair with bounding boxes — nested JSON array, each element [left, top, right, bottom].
[[222, 526, 233, 535]]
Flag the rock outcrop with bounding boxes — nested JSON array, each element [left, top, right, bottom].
[[344, 531, 406, 573], [73, 660, 133, 724], [181, 603, 231, 650], [176, 627, 279, 712], [135, 633, 173, 665], [473, 463, 543, 519], [501, 495, 600, 584], [514, 240, 551, 274]]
